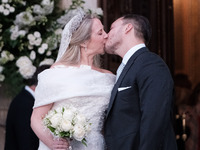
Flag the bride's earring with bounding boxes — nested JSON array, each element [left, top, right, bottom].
[[85, 47, 87, 52]]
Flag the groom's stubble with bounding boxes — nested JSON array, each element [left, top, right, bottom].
[[104, 33, 123, 55]]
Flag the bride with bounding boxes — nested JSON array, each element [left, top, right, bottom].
[[31, 10, 115, 150]]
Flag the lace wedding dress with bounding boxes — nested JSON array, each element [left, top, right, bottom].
[[34, 65, 116, 150]]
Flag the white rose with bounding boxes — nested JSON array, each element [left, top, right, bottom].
[[1, 51, 11, 60], [11, 32, 19, 40], [95, 8, 103, 15], [75, 114, 86, 125], [33, 5, 43, 14], [38, 47, 45, 54], [39, 58, 54, 66], [45, 110, 56, 119], [18, 65, 36, 79], [68, 106, 77, 113], [55, 28, 62, 35], [9, 6, 15, 12], [2, 0, 8, 3], [9, 53, 14, 61], [63, 109, 75, 122], [19, 30, 26, 37], [46, 51, 51, 56], [1, 51, 7, 58], [34, 31, 41, 38], [16, 56, 32, 67], [41, 0, 51, 6], [50, 113, 62, 128], [35, 38, 42, 46], [27, 34, 35, 40], [15, 12, 34, 26], [43, 5, 54, 15], [60, 118, 72, 131], [73, 124, 86, 141], [3, 9, 9, 16], [29, 40, 35, 46], [41, 43, 48, 50], [5, 4, 10, 9], [10, 25, 18, 32], [55, 106, 64, 114], [30, 51, 36, 60]]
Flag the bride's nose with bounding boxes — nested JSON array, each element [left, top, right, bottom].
[[104, 32, 108, 39]]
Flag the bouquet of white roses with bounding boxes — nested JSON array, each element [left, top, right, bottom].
[[43, 105, 91, 146]]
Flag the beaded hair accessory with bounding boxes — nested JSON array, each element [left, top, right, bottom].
[[56, 9, 86, 62]]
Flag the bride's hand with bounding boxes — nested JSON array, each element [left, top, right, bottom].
[[52, 138, 70, 150]]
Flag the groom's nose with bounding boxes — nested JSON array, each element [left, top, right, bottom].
[[104, 32, 108, 39]]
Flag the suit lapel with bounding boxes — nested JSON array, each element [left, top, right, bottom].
[[106, 48, 148, 118]]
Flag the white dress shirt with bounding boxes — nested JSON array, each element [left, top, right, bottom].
[[25, 85, 35, 98], [116, 44, 146, 81], [122, 43, 146, 65]]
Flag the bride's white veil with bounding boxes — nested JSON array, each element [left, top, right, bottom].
[[56, 9, 86, 62]]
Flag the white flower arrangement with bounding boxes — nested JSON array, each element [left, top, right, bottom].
[[39, 58, 54, 66], [16, 56, 36, 79], [0, 0, 15, 16], [0, 0, 103, 96], [43, 105, 91, 146]]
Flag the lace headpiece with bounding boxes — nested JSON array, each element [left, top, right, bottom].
[[56, 9, 86, 62]]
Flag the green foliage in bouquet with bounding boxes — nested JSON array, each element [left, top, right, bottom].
[[0, 0, 103, 97]]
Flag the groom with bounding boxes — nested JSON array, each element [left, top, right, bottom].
[[104, 14, 177, 150]]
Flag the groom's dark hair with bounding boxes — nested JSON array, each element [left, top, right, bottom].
[[122, 14, 152, 45]]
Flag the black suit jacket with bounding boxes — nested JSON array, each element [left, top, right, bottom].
[[4, 88, 39, 150], [104, 48, 177, 150]]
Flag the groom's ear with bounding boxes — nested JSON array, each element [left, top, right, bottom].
[[124, 23, 133, 34]]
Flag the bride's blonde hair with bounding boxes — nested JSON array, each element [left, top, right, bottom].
[[59, 15, 101, 67]]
